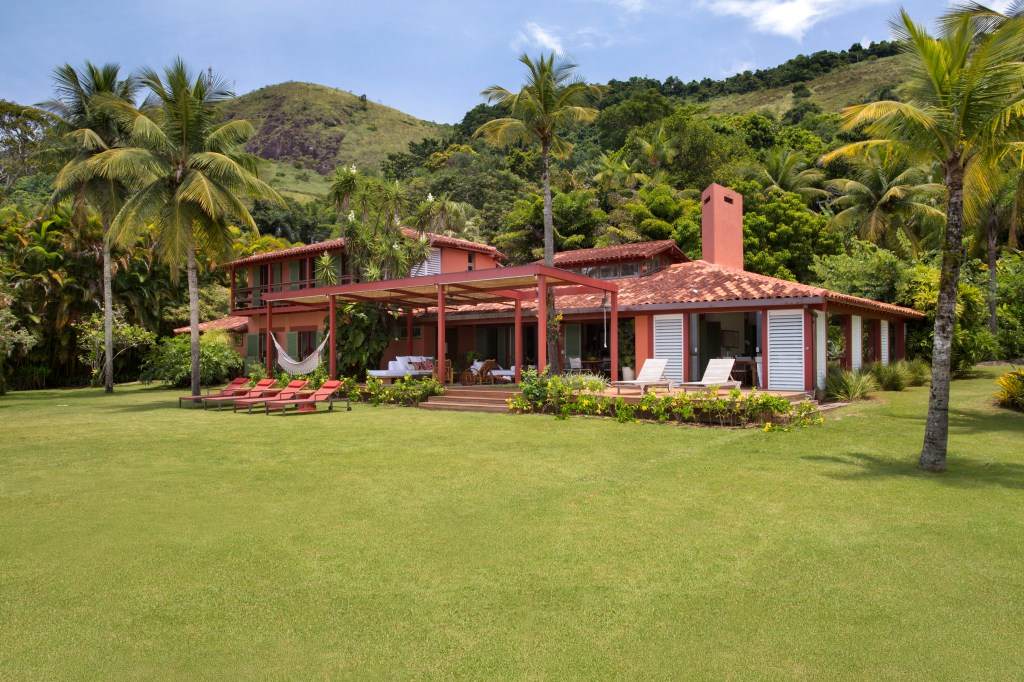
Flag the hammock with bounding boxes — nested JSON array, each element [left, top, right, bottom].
[[271, 334, 331, 375]]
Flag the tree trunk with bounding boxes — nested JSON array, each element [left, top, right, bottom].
[[987, 213, 998, 336], [102, 214, 114, 394], [187, 247, 201, 397], [919, 162, 966, 473], [540, 139, 560, 373]]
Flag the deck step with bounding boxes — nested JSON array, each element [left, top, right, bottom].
[[419, 400, 510, 414]]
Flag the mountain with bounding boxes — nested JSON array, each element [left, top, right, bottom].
[[221, 82, 449, 199], [701, 54, 909, 117]]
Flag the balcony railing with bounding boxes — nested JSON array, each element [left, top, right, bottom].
[[231, 277, 354, 311]]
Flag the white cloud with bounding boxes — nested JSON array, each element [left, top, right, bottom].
[[605, 0, 650, 11], [723, 59, 757, 75], [512, 23, 565, 53], [702, 0, 890, 41]]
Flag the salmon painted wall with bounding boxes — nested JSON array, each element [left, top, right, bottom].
[[440, 247, 499, 273], [633, 314, 653, 372]]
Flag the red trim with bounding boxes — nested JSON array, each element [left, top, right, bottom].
[[610, 292, 619, 382], [514, 299, 523, 384], [437, 287, 446, 382], [329, 296, 337, 380], [537, 275, 547, 373], [761, 310, 769, 390]]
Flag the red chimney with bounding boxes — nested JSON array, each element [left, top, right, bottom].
[[701, 183, 744, 270]]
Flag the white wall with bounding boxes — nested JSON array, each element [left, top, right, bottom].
[[815, 310, 827, 390]]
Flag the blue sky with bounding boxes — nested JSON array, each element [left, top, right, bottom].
[[0, 1, 976, 123]]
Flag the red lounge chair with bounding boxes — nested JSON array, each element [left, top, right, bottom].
[[265, 380, 349, 415], [178, 377, 248, 408], [202, 378, 279, 410], [232, 380, 309, 413]]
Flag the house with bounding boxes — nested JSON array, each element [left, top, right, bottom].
[[211, 183, 923, 392]]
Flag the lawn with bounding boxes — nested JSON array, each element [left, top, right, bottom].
[[1, 368, 1022, 679]]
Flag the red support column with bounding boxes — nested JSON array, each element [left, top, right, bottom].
[[536, 275, 547, 373], [265, 304, 274, 375], [406, 310, 414, 355], [610, 292, 619, 382], [804, 308, 814, 392], [760, 309, 770, 390], [328, 295, 337, 380], [514, 298, 523, 384], [436, 286, 446, 384]]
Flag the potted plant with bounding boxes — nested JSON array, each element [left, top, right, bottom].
[[620, 350, 636, 381]]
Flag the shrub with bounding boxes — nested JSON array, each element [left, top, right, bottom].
[[140, 330, 243, 387], [866, 361, 911, 392], [903, 357, 930, 386], [824, 365, 878, 401], [995, 368, 1024, 411], [364, 375, 444, 406]]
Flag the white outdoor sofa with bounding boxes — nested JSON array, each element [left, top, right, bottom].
[[367, 356, 435, 382]]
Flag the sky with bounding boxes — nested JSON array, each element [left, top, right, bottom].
[[0, 1, 985, 124]]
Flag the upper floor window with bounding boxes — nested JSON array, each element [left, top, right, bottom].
[[467, 252, 476, 271]]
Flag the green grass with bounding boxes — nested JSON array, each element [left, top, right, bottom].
[[705, 55, 910, 117], [262, 159, 333, 203], [1, 367, 1022, 679], [222, 81, 449, 178]]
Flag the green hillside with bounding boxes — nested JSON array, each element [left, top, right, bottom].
[[703, 54, 910, 116], [222, 82, 449, 195]]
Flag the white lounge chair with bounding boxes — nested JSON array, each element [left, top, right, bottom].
[[367, 355, 435, 381], [675, 358, 740, 391], [611, 358, 671, 394]]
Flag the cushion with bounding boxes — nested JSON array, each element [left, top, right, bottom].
[[424, 359, 435, 370]]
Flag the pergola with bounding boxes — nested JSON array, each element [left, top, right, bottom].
[[263, 264, 620, 383]]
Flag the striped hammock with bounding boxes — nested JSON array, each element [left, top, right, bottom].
[[271, 334, 331, 375]]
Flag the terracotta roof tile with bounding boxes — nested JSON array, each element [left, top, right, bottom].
[[226, 229, 507, 268], [543, 240, 688, 268], [449, 261, 924, 319]]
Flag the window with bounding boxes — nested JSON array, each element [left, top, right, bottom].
[[642, 258, 657, 273], [619, 261, 639, 278], [398, 325, 423, 340], [581, 266, 599, 278], [467, 252, 476, 271], [259, 264, 270, 285], [599, 264, 617, 279], [298, 331, 318, 357], [258, 334, 267, 361], [297, 258, 308, 285]]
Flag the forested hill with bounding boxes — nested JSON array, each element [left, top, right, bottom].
[[220, 82, 449, 175]]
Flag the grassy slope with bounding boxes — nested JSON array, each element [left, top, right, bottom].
[[223, 82, 449, 198], [1, 368, 1022, 679], [703, 55, 910, 117]]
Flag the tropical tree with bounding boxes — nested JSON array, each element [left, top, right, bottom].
[[825, 147, 945, 251], [474, 53, 604, 370], [592, 149, 645, 195], [41, 61, 140, 393], [747, 146, 829, 206], [823, 9, 1024, 472], [636, 125, 680, 170], [74, 59, 282, 396]]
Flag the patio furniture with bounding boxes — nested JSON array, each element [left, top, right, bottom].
[[491, 364, 516, 382], [611, 358, 671, 394], [178, 377, 248, 408], [232, 379, 309, 413], [201, 378, 279, 410], [433, 358, 453, 384], [566, 357, 584, 374], [265, 380, 349, 415], [460, 359, 496, 385], [367, 355, 435, 382], [675, 358, 740, 391]]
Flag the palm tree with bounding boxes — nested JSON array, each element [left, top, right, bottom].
[[474, 53, 604, 370], [78, 59, 282, 396], [40, 62, 139, 393], [825, 147, 945, 251], [823, 9, 1024, 472], [972, 169, 1022, 334], [636, 125, 679, 170], [748, 147, 829, 206], [592, 149, 645, 195]]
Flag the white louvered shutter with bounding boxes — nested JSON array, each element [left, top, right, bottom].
[[411, 248, 442, 277], [879, 321, 890, 365], [653, 315, 684, 382], [767, 310, 805, 391]]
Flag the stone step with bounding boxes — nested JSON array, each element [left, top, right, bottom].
[[436, 394, 514, 405], [419, 400, 510, 414]]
